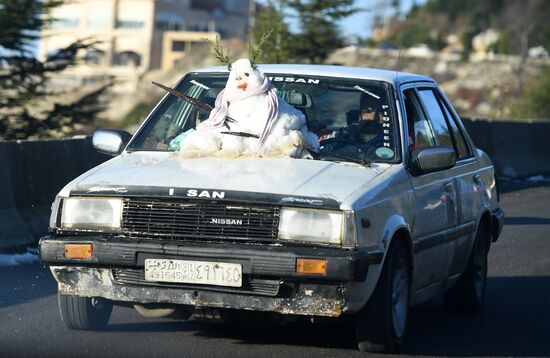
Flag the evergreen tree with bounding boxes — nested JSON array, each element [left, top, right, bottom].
[[250, 0, 293, 64], [0, 0, 110, 140], [287, 0, 356, 64]]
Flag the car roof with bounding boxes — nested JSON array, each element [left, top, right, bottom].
[[193, 64, 434, 86]]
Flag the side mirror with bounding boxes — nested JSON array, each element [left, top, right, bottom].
[[92, 129, 132, 156], [410, 147, 456, 175]]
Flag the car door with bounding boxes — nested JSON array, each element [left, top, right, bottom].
[[401, 86, 459, 294], [413, 85, 482, 282], [432, 88, 481, 277]]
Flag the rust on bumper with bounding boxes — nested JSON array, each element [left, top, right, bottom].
[[51, 266, 345, 317]]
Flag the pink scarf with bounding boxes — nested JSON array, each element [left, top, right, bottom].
[[197, 77, 279, 152]]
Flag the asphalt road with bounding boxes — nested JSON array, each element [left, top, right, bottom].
[[1, 183, 549, 358]]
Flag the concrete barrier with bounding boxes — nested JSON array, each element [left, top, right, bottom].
[[1, 119, 548, 249], [462, 118, 550, 178], [0, 137, 108, 250]]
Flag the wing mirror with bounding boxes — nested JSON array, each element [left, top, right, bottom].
[[410, 147, 456, 175], [92, 129, 132, 156]]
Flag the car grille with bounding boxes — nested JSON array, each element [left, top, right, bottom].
[[121, 198, 280, 242]]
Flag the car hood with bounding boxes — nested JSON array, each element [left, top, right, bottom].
[[68, 152, 390, 206]]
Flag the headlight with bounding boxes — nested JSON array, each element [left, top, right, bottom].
[[278, 208, 345, 244], [49, 196, 63, 229], [60, 197, 123, 230]]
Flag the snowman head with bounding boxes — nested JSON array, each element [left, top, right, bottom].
[[227, 58, 265, 93], [202, 31, 273, 93]]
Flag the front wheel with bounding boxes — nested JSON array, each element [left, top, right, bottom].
[[444, 224, 489, 312], [355, 240, 410, 353], [58, 293, 113, 330]]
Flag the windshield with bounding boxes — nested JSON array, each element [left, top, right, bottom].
[[128, 73, 400, 163]]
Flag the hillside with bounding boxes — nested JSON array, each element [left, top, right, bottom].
[[376, 0, 549, 56], [329, 47, 549, 119]]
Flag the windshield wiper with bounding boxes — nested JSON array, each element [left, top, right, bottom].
[[152, 81, 237, 127], [318, 152, 371, 166], [220, 131, 260, 138]]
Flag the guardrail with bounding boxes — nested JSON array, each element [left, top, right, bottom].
[[0, 137, 108, 250], [462, 118, 550, 178], [1, 119, 548, 249]]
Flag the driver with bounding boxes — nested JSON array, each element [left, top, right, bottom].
[[347, 94, 383, 144]]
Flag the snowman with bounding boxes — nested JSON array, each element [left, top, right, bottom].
[[178, 35, 319, 158]]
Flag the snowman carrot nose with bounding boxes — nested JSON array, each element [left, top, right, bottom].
[[237, 82, 248, 90]]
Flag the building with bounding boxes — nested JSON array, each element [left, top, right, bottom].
[[38, 0, 252, 77]]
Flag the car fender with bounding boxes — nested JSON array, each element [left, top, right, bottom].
[[344, 214, 413, 313]]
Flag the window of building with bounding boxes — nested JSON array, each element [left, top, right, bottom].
[[84, 50, 106, 66], [154, 13, 183, 31], [116, 5, 146, 30], [113, 51, 141, 67], [51, 18, 79, 28], [190, 23, 209, 32], [171, 41, 187, 52], [190, 0, 224, 11], [116, 20, 144, 29], [155, 21, 182, 31]]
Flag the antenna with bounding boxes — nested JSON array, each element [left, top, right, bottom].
[[394, 15, 409, 83]]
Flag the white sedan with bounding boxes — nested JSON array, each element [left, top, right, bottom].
[[40, 65, 504, 353]]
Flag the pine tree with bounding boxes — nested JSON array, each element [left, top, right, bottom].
[[250, 0, 293, 64], [0, 0, 111, 140], [287, 0, 356, 64]]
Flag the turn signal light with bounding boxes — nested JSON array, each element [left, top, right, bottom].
[[296, 258, 327, 275], [64, 243, 93, 259]]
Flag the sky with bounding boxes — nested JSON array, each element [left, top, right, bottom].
[[339, 0, 428, 40], [262, 0, 429, 42]]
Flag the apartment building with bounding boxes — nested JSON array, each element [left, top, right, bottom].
[[38, 0, 251, 77]]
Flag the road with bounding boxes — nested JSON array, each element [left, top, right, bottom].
[[1, 183, 549, 358]]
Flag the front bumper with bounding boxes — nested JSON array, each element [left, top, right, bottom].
[[40, 236, 383, 317]]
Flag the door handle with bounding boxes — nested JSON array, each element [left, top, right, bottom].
[[473, 174, 482, 185], [444, 182, 453, 193]]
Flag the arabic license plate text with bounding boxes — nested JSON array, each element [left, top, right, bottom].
[[144, 259, 242, 287]]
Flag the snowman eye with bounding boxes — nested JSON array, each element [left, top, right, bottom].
[[244, 72, 249, 77]]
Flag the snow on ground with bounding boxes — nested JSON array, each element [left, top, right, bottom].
[[0, 251, 38, 267], [499, 175, 550, 184], [526, 175, 550, 183]]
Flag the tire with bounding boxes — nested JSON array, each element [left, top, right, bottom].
[[134, 304, 192, 320], [355, 240, 410, 353], [58, 293, 113, 330], [444, 224, 489, 312]]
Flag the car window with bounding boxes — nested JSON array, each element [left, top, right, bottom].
[[128, 73, 400, 163], [438, 94, 471, 159], [403, 89, 436, 149], [417, 89, 454, 150], [130, 76, 226, 150]]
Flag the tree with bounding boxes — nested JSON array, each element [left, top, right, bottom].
[[287, 0, 356, 64], [499, 0, 549, 93], [509, 68, 550, 119], [250, 0, 293, 64], [0, 0, 111, 140]]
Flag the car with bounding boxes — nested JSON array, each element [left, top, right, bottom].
[[39, 64, 504, 353]]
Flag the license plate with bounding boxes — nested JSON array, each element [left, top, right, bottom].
[[144, 259, 242, 287]]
